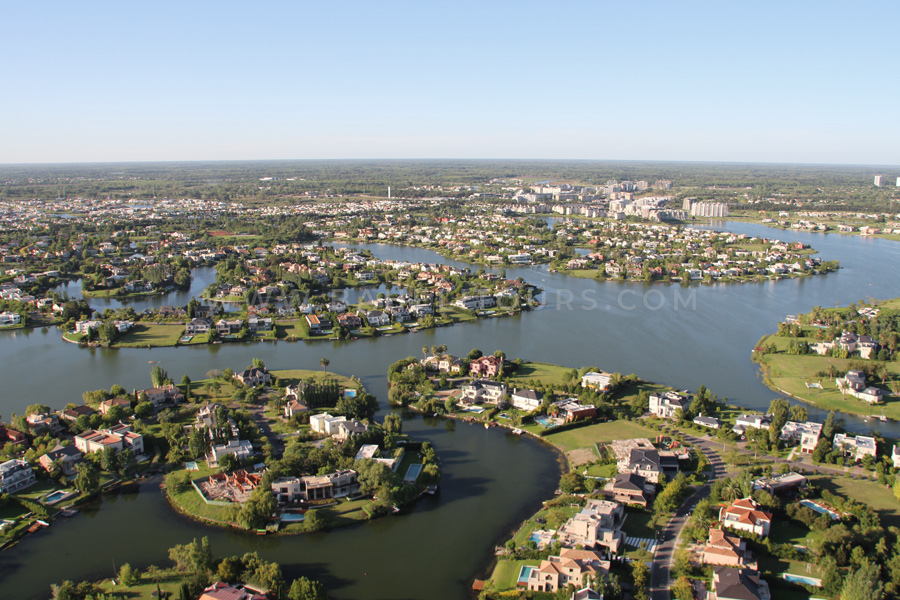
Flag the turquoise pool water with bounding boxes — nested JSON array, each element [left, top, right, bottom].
[[403, 463, 423, 483], [44, 491, 68, 504], [344, 389, 357, 398], [799, 499, 840, 520], [783, 573, 821, 586], [535, 417, 554, 428], [517, 566, 536, 585], [280, 512, 305, 522]]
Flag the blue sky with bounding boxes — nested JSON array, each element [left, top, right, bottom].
[[2, 1, 898, 165]]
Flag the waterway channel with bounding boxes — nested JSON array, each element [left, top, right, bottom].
[[0, 221, 898, 598]]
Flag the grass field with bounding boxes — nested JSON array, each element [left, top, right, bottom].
[[811, 475, 900, 528], [755, 332, 900, 418], [115, 323, 185, 347], [545, 420, 657, 453], [486, 559, 537, 591], [271, 369, 358, 389], [508, 361, 577, 387]]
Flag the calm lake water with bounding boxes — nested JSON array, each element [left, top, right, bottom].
[[1, 222, 898, 599]]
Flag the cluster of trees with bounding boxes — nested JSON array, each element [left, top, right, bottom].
[[51, 536, 328, 600]]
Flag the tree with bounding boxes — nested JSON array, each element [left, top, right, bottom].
[[237, 485, 276, 530], [632, 561, 650, 600], [74, 461, 100, 494], [118, 563, 138, 586], [320, 357, 330, 374], [823, 410, 836, 440], [151, 364, 169, 388], [252, 357, 265, 369], [383, 413, 402, 434], [289, 577, 327, 600], [217, 555, 243, 582], [839, 560, 883, 600], [559, 471, 585, 494]]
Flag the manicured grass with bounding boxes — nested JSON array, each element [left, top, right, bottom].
[[621, 509, 657, 539], [754, 319, 900, 418], [811, 475, 900, 528], [320, 498, 371, 526], [100, 575, 184, 599], [562, 268, 604, 279], [271, 369, 358, 389], [545, 420, 657, 453], [508, 361, 577, 387], [487, 559, 537, 591], [583, 463, 617, 478], [15, 480, 60, 501], [115, 323, 185, 347], [767, 520, 815, 547], [0, 503, 30, 520]]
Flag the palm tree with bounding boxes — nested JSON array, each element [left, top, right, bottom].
[[422, 346, 429, 361], [320, 357, 330, 375]]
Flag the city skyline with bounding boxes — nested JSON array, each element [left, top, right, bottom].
[[3, 1, 898, 166]]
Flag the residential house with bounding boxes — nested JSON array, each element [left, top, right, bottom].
[[75, 424, 144, 455], [603, 473, 651, 507], [215, 319, 244, 335], [649, 391, 690, 419], [454, 294, 496, 310], [272, 469, 359, 503], [0, 424, 27, 446], [719, 498, 773, 537], [709, 567, 770, 600], [553, 398, 597, 423], [526, 549, 610, 593], [185, 317, 213, 335], [207, 439, 253, 467], [136, 384, 185, 405], [284, 399, 308, 418], [309, 413, 368, 441], [247, 316, 273, 332], [199, 582, 268, 600], [893, 445, 900, 469], [305, 314, 325, 332], [581, 372, 611, 390], [557, 499, 625, 553], [510, 389, 543, 412], [234, 367, 271, 387], [460, 380, 508, 404], [437, 355, 465, 374], [337, 312, 362, 329], [26, 413, 62, 435], [362, 310, 390, 327], [832, 433, 877, 462], [694, 415, 721, 429], [702, 528, 751, 567], [733, 414, 771, 435], [469, 355, 504, 377], [99, 397, 131, 415], [38, 444, 83, 476], [0, 458, 36, 494], [751, 472, 807, 496], [59, 405, 95, 423], [0, 312, 21, 326], [779, 421, 822, 453]]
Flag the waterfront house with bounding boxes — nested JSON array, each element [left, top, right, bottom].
[[526, 549, 610, 594], [185, 317, 213, 335], [719, 498, 772, 537], [893, 445, 900, 469], [199, 582, 267, 600], [732, 414, 771, 435], [362, 310, 390, 327], [136, 384, 185, 405], [460, 380, 508, 404], [649, 391, 690, 419], [305, 314, 324, 332], [469, 355, 504, 377], [234, 367, 271, 387], [556, 499, 625, 553], [38, 444, 83, 476], [581, 372, 611, 390], [0, 458, 36, 494], [216, 319, 244, 335], [693, 415, 721, 429], [553, 398, 597, 423], [75, 424, 144, 456], [272, 469, 359, 503], [99, 397, 131, 415], [59, 405, 95, 422], [207, 439, 253, 467], [337, 312, 362, 329], [832, 433, 877, 462], [510, 388, 543, 411]]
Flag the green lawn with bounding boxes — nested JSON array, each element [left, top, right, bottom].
[[508, 361, 577, 387], [621, 509, 657, 539], [811, 475, 900, 528], [755, 333, 900, 419], [115, 323, 185, 347], [583, 463, 617, 478], [15, 480, 60, 502], [545, 420, 657, 453], [271, 369, 358, 389], [486, 559, 536, 591]]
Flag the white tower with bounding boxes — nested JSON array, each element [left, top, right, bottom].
[[874, 175, 883, 186]]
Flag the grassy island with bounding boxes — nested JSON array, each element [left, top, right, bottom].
[[753, 298, 900, 418]]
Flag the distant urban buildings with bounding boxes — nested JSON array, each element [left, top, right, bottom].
[[874, 175, 883, 186]]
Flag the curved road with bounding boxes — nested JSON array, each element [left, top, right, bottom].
[[649, 435, 727, 600]]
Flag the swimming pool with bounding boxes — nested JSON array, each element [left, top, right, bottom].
[[44, 490, 70, 504], [535, 416, 555, 428], [783, 573, 822, 586], [280, 512, 305, 522], [462, 406, 485, 413], [184, 461, 199, 471], [403, 463, 423, 483], [343, 389, 357, 398], [799, 499, 840, 520], [517, 565, 536, 585]]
